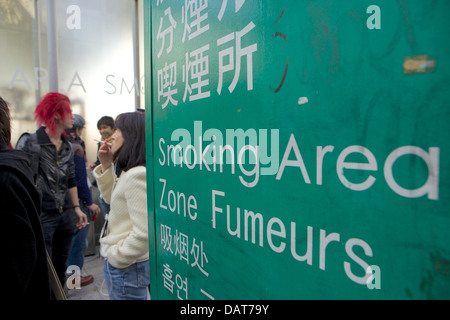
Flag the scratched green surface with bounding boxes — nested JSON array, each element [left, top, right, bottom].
[[145, 0, 450, 299]]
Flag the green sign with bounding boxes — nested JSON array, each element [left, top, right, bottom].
[[144, 0, 450, 299]]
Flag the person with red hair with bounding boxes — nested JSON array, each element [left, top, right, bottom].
[[16, 92, 87, 291], [34, 92, 73, 137]]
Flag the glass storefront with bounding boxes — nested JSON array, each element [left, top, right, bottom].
[[0, 0, 145, 163]]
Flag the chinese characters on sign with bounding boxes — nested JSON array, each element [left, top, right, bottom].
[[156, 0, 256, 109], [160, 224, 209, 277], [160, 224, 212, 299]]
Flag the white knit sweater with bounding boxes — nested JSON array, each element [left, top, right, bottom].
[[93, 164, 149, 269]]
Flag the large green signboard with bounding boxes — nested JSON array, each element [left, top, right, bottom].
[[144, 0, 450, 299]]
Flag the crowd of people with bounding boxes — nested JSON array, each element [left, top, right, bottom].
[[0, 93, 149, 300]]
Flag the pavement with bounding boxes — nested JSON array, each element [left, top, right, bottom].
[[65, 180, 111, 300], [66, 248, 110, 300]]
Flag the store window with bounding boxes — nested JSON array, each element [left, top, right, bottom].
[[0, 0, 37, 137], [0, 0, 144, 163]]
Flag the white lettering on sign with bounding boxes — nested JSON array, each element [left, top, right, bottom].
[[158, 122, 440, 200], [159, 178, 198, 220], [182, 0, 210, 42], [344, 238, 373, 285], [158, 61, 178, 108], [154, 0, 257, 109], [160, 220, 210, 281], [162, 263, 189, 300], [336, 145, 377, 191], [211, 189, 375, 285], [384, 146, 440, 200], [156, 7, 177, 58], [151, 2, 445, 300], [218, 0, 248, 21], [276, 134, 311, 184], [217, 21, 257, 95], [183, 44, 211, 102]]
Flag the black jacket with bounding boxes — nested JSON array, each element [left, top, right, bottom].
[[16, 127, 76, 213], [0, 149, 51, 299]]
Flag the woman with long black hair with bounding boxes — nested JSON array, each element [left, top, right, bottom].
[[93, 111, 149, 300]]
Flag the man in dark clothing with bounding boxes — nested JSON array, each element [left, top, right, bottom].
[[0, 96, 51, 300], [66, 114, 100, 287], [16, 93, 87, 288]]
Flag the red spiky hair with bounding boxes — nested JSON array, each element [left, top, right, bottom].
[[34, 92, 72, 136]]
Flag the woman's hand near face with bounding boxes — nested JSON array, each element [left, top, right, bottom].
[[98, 141, 113, 172]]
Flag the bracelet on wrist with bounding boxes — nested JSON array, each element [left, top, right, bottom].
[[73, 205, 80, 208]]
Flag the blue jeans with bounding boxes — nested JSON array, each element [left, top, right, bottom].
[[67, 201, 91, 270], [104, 260, 150, 300]]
